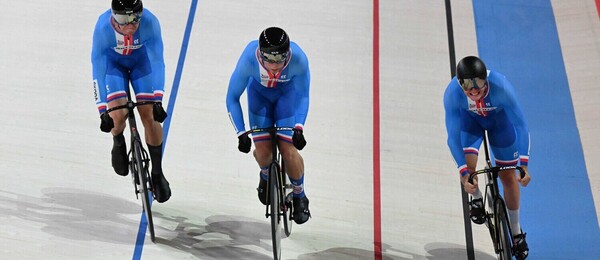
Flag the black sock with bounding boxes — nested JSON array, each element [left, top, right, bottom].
[[113, 133, 126, 147], [147, 143, 163, 176]]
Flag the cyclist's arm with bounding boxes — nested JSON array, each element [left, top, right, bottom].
[[91, 13, 110, 114], [226, 45, 254, 136], [501, 76, 530, 166], [444, 81, 469, 176], [144, 10, 166, 102], [292, 48, 310, 129]]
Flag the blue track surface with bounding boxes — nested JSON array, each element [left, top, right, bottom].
[[473, 0, 600, 258]]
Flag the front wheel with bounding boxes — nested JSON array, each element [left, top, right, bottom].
[[494, 199, 512, 260], [133, 142, 155, 243], [269, 163, 282, 260]]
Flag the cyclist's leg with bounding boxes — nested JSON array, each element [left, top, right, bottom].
[[488, 112, 520, 211], [130, 52, 170, 202], [105, 65, 130, 176], [278, 139, 311, 224], [130, 49, 163, 147], [274, 88, 310, 224], [253, 139, 272, 206], [280, 139, 310, 224], [106, 64, 130, 134], [248, 82, 276, 166], [248, 82, 276, 205], [488, 112, 524, 237], [131, 76, 163, 155], [273, 86, 303, 187]]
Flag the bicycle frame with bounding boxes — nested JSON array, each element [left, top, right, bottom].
[[468, 131, 526, 259], [105, 90, 157, 242], [246, 127, 294, 260]]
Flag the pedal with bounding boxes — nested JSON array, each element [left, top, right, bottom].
[[285, 193, 293, 207]]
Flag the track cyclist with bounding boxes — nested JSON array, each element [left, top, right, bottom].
[[443, 56, 532, 259], [91, 0, 171, 203], [226, 27, 311, 224]]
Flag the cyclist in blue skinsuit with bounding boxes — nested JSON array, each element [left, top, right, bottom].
[[91, 0, 170, 203], [444, 56, 531, 259], [226, 27, 311, 224]]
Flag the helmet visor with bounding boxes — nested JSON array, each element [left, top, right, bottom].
[[459, 77, 487, 91], [113, 11, 142, 26], [260, 51, 288, 64]]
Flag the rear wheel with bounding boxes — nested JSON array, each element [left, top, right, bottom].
[[133, 142, 155, 242], [283, 192, 293, 237], [484, 188, 496, 245], [281, 160, 292, 237], [494, 199, 512, 260], [269, 163, 282, 260]]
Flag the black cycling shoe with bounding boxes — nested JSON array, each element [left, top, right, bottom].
[[257, 176, 268, 205], [292, 196, 311, 224], [111, 141, 128, 176], [152, 173, 171, 203], [513, 232, 529, 260], [469, 198, 486, 225]]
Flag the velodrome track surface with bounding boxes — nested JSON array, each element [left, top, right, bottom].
[[1, 0, 598, 259]]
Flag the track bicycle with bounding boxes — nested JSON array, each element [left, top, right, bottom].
[[105, 90, 157, 243], [246, 127, 295, 260], [467, 131, 526, 260]]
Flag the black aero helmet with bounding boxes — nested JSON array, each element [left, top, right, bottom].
[[258, 27, 290, 63], [456, 56, 488, 91], [111, 0, 143, 25], [456, 56, 487, 81], [112, 0, 143, 15]]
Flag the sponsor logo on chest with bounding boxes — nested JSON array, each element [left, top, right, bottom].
[[113, 33, 142, 55], [467, 99, 497, 116], [259, 66, 291, 88]]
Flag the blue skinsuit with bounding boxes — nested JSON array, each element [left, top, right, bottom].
[[226, 40, 310, 142], [444, 70, 530, 176], [91, 9, 165, 114]]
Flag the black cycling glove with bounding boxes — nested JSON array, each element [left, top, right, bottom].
[[238, 133, 252, 153], [100, 112, 114, 133], [292, 128, 306, 150], [153, 102, 168, 123]]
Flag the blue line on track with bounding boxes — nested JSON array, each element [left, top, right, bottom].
[[132, 1, 198, 259]]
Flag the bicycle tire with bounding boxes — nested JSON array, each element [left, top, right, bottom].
[[494, 198, 512, 260], [269, 162, 282, 260], [133, 141, 155, 242]]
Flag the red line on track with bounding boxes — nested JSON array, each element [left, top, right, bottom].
[[372, 0, 382, 259]]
